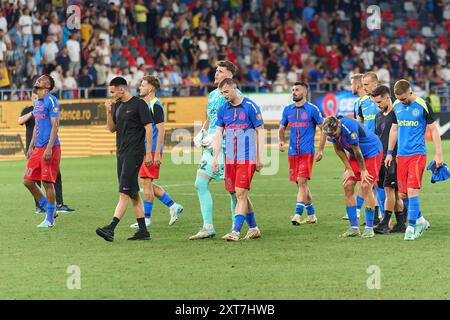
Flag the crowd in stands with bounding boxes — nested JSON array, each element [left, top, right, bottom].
[[0, 0, 449, 101]]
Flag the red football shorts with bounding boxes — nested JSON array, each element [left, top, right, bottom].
[[224, 161, 256, 192], [288, 154, 314, 181], [139, 152, 162, 179], [396, 155, 426, 194], [348, 151, 382, 184], [24, 145, 61, 183]]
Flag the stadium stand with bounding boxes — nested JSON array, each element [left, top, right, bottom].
[[0, 0, 448, 104]]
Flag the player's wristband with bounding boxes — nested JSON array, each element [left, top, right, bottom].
[[387, 150, 393, 155]]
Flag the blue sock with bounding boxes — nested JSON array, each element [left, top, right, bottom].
[[356, 196, 364, 211], [232, 214, 245, 233], [408, 197, 420, 227], [295, 202, 305, 216], [376, 188, 386, 218], [158, 192, 175, 208], [403, 198, 409, 212], [143, 201, 154, 219], [346, 206, 358, 227], [39, 196, 47, 210], [245, 212, 257, 228], [305, 203, 315, 216], [46, 203, 55, 224], [365, 208, 375, 228]]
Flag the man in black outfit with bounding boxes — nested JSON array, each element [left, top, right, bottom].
[[18, 93, 75, 214], [371, 85, 406, 234], [96, 77, 153, 241]]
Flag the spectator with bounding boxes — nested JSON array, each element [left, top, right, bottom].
[[0, 12, 7, 34], [56, 46, 71, 73], [327, 44, 342, 71], [319, 12, 329, 45], [0, 30, 7, 63], [134, 0, 149, 40], [286, 65, 299, 84], [98, 10, 111, 46], [78, 66, 94, 98], [19, 8, 33, 51], [197, 34, 209, 70], [94, 56, 108, 97], [42, 35, 59, 73], [405, 44, 421, 77], [86, 57, 97, 85], [32, 10, 42, 42], [309, 14, 321, 44], [9, 21, 22, 48], [48, 13, 62, 42], [96, 37, 111, 66], [62, 70, 77, 99], [437, 42, 447, 66], [303, 1, 315, 25], [246, 63, 261, 91], [66, 32, 81, 76], [25, 51, 37, 87], [50, 65, 64, 92], [0, 60, 10, 89], [377, 63, 391, 86], [360, 44, 375, 71], [80, 17, 94, 44]]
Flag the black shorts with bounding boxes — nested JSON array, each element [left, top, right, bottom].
[[377, 157, 398, 189], [117, 154, 144, 196]]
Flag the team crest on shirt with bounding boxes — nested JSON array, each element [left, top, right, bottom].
[[239, 112, 246, 120], [412, 108, 420, 117], [301, 112, 308, 120], [257, 114, 262, 120], [53, 107, 58, 113], [350, 133, 357, 140]]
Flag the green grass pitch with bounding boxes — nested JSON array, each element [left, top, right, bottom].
[[1, 141, 449, 299]]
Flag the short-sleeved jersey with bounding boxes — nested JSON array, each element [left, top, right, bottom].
[[355, 95, 378, 133], [375, 109, 397, 158], [145, 97, 164, 153], [112, 96, 153, 157], [280, 101, 323, 156], [327, 116, 382, 158], [33, 93, 60, 148], [216, 97, 264, 161], [207, 88, 242, 135], [392, 97, 434, 156]]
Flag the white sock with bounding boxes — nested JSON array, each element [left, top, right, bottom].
[[417, 216, 426, 224], [169, 203, 176, 210], [203, 224, 214, 230], [406, 226, 414, 233]]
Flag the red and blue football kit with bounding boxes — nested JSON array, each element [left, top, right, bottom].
[[216, 97, 264, 191]]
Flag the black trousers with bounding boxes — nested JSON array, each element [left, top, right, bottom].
[[34, 170, 63, 207]]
